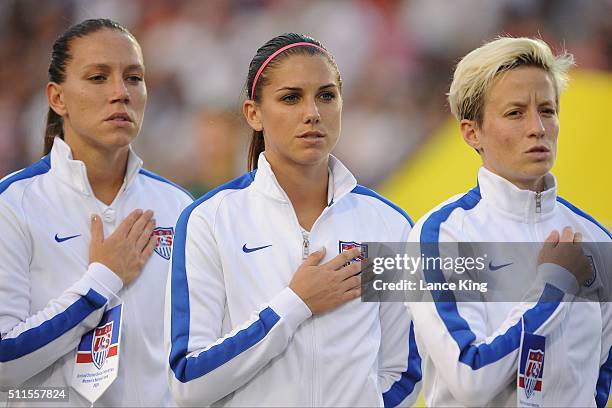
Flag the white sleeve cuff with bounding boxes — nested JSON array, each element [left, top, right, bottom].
[[268, 287, 312, 332], [84, 262, 124, 298], [537, 263, 579, 295]]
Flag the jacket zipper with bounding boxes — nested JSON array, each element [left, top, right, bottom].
[[535, 191, 542, 214], [300, 230, 317, 405], [289, 203, 332, 406], [302, 231, 310, 260]]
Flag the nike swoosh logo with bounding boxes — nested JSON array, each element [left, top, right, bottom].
[[55, 233, 81, 243], [489, 261, 513, 271], [242, 244, 272, 253]]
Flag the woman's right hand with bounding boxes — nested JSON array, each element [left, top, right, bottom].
[[89, 209, 157, 286], [289, 247, 363, 315], [538, 226, 592, 285]]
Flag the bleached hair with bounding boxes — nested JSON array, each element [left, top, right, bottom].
[[448, 37, 575, 124]]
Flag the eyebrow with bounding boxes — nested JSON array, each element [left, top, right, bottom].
[[274, 83, 338, 93], [502, 99, 555, 109], [82, 63, 144, 72]]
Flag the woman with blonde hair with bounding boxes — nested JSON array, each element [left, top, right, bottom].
[[408, 37, 611, 407]]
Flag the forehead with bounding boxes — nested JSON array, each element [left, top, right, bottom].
[[486, 66, 556, 106], [68, 29, 143, 70], [265, 54, 338, 88]]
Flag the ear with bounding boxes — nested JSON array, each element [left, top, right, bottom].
[[459, 119, 482, 152], [47, 82, 67, 117], [243, 99, 263, 132]]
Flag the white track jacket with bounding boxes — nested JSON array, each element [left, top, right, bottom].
[[166, 154, 421, 407], [0, 138, 192, 406], [408, 167, 611, 407]]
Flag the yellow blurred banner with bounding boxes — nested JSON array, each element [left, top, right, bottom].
[[381, 69, 612, 230]]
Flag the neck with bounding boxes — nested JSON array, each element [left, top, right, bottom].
[[512, 177, 546, 192], [63, 133, 129, 205], [484, 165, 547, 192], [267, 155, 329, 230]]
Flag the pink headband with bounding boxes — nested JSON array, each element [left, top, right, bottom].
[[250, 42, 327, 99]]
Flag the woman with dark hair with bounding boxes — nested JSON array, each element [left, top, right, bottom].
[[0, 19, 192, 406], [166, 33, 421, 407]]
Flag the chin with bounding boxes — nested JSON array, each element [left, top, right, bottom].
[[103, 131, 138, 148], [515, 163, 552, 187], [294, 149, 331, 167]]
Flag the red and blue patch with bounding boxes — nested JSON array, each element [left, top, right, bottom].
[[76, 305, 121, 369], [339, 241, 368, 262], [518, 333, 545, 402], [153, 227, 174, 260]]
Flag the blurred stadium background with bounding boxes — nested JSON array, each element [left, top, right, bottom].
[[1, 0, 610, 228]]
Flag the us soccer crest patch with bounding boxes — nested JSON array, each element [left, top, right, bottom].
[[339, 241, 368, 262], [73, 304, 122, 404], [153, 227, 174, 260], [518, 332, 546, 407], [91, 322, 113, 369]]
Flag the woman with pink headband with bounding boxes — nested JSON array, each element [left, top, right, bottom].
[[166, 33, 421, 406]]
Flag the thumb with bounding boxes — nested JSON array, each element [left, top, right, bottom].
[[90, 214, 104, 245], [303, 247, 326, 266]]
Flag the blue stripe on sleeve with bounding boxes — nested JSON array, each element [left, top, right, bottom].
[[383, 321, 422, 407], [0, 155, 51, 196], [420, 186, 563, 370], [173, 308, 280, 383], [0, 288, 107, 362], [170, 171, 286, 383], [556, 197, 611, 239], [351, 185, 413, 226], [596, 346, 612, 408]]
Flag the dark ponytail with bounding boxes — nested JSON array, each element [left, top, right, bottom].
[[44, 18, 135, 155], [244, 33, 341, 171]]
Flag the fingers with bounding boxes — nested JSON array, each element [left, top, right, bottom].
[[341, 287, 361, 302], [90, 214, 104, 245], [115, 209, 144, 236], [302, 247, 326, 266], [127, 210, 154, 242], [141, 232, 157, 260], [136, 218, 156, 252], [573, 232, 583, 243], [560, 226, 574, 243], [339, 273, 362, 293], [337, 260, 362, 281], [545, 230, 560, 245], [325, 247, 362, 270]]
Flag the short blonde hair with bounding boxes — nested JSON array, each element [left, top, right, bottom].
[[448, 37, 575, 124]]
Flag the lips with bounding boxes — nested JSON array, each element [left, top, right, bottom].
[[525, 145, 551, 160], [105, 112, 132, 122], [525, 145, 550, 153], [297, 130, 325, 138]]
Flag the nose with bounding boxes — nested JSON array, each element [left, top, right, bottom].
[[303, 98, 320, 124], [527, 109, 545, 138], [110, 78, 130, 104]]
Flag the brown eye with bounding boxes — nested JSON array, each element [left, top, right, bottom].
[[319, 91, 336, 101], [281, 94, 299, 103], [541, 108, 556, 116], [88, 74, 107, 82], [126, 75, 143, 83]]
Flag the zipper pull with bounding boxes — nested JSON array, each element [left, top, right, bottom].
[[535, 191, 542, 214], [302, 231, 310, 260]]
